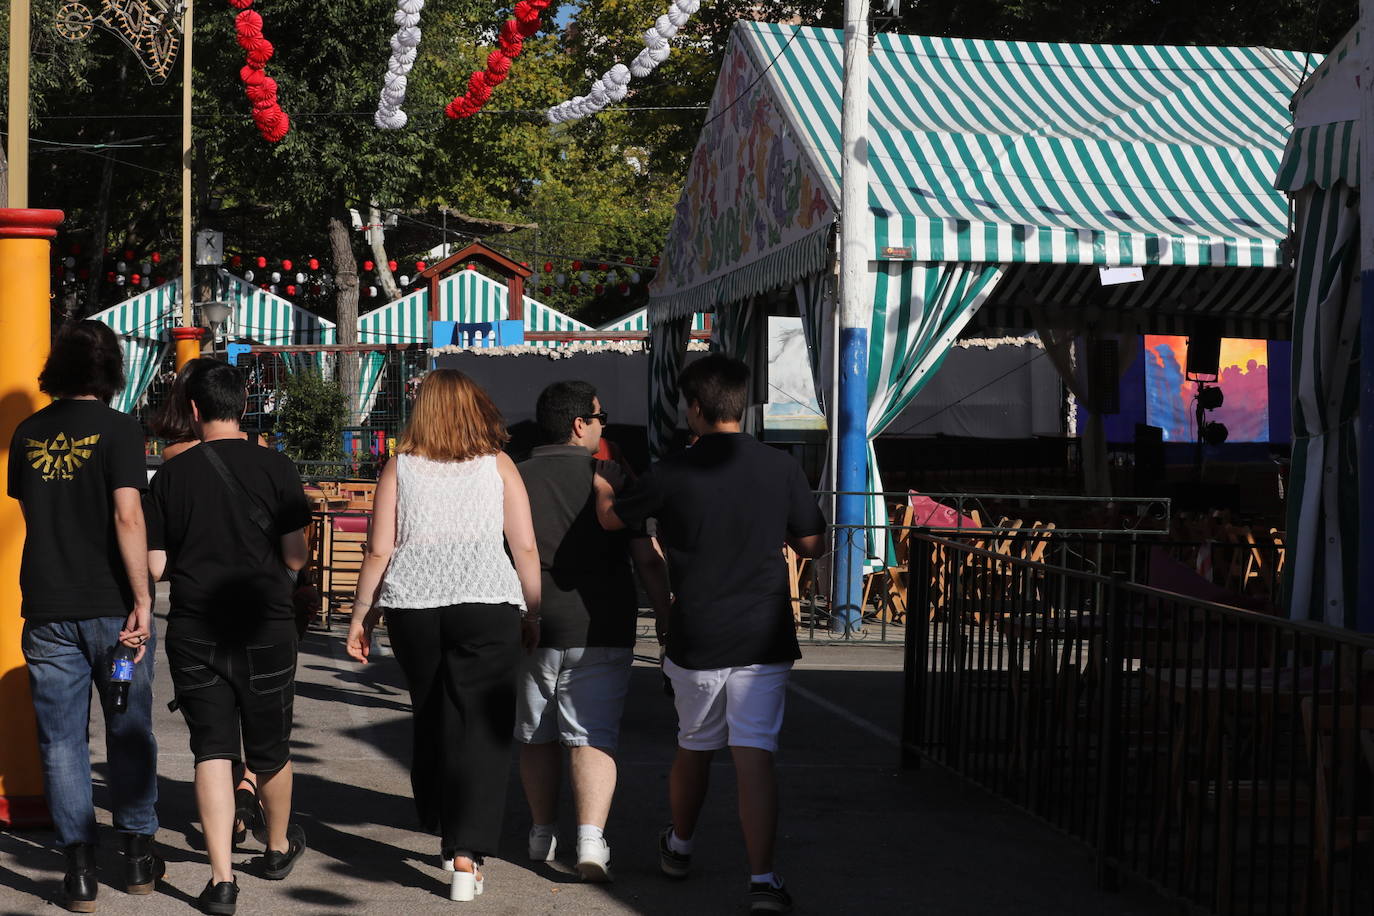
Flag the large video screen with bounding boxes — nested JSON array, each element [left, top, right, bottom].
[[1143, 336, 1270, 442]]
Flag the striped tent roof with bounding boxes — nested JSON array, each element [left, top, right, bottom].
[[745, 22, 1306, 268], [89, 276, 336, 345], [599, 308, 708, 333], [1276, 27, 1357, 192], [359, 269, 590, 346]]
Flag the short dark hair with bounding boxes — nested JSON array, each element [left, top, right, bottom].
[[38, 320, 126, 402], [184, 359, 246, 423], [536, 380, 597, 444], [678, 354, 749, 424]]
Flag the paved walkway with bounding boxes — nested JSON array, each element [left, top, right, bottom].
[[1, 608, 1174, 915]]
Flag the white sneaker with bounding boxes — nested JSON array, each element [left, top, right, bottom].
[[528, 828, 557, 862], [575, 837, 612, 882]]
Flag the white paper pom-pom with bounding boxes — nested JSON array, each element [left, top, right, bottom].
[[654, 15, 677, 37], [375, 0, 425, 130], [667, 8, 688, 27]]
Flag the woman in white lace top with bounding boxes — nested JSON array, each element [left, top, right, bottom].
[[346, 369, 541, 902]]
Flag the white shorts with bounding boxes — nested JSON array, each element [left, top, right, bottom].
[[663, 658, 792, 753], [515, 647, 634, 750]]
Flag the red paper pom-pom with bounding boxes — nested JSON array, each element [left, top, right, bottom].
[[487, 50, 511, 75], [594, 284, 604, 295], [231, 255, 243, 267], [388, 260, 398, 271], [569, 284, 579, 295], [571, 260, 582, 270], [483, 69, 506, 88], [308, 258, 319, 270], [541, 286, 551, 296], [286, 284, 296, 295], [543, 261, 553, 273], [499, 19, 522, 43], [281, 259, 292, 271], [651, 255, 660, 266], [235, 10, 263, 36], [514, 2, 538, 25], [625, 256, 635, 265], [415, 261, 427, 272], [257, 256, 267, 268], [618, 284, 629, 294], [517, 17, 540, 38], [598, 263, 609, 271], [124, 249, 135, 260], [228, 0, 253, 9], [363, 260, 374, 271], [151, 252, 161, 263], [131, 273, 141, 284], [466, 263, 476, 270]]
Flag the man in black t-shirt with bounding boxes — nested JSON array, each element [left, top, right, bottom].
[[514, 381, 670, 882], [594, 355, 825, 915], [8, 320, 163, 911], [145, 359, 311, 912]]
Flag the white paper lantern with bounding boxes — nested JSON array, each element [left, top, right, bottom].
[[116, 261, 128, 273], [399, 275, 411, 286], [271, 271, 282, 283], [296, 272, 307, 283], [244, 269, 255, 282], [63, 256, 76, 268]]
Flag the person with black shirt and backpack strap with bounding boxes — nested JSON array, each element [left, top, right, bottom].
[[145, 359, 311, 915], [8, 320, 164, 912]]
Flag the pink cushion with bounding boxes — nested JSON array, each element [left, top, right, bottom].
[[332, 515, 369, 533], [908, 491, 975, 529]]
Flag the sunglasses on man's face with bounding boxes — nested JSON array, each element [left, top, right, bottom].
[[583, 411, 608, 424]]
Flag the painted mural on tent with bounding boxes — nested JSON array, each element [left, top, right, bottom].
[[1144, 335, 1270, 442], [653, 38, 831, 299]]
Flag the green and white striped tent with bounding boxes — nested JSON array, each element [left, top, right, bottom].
[[355, 267, 592, 421], [649, 20, 1308, 565], [1275, 26, 1360, 629], [89, 276, 337, 414], [598, 308, 707, 334]]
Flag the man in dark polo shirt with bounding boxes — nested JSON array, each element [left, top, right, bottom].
[[515, 381, 669, 883], [593, 355, 825, 915]]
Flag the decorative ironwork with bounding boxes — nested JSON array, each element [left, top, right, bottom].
[[55, 1, 184, 85]]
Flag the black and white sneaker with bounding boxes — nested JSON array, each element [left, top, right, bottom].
[[657, 826, 691, 879], [748, 878, 793, 914]]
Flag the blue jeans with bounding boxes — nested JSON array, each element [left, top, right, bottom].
[[22, 617, 159, 846]]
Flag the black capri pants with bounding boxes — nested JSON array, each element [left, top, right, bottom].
[[387, 603, 523, 858], [166, 625, 298, 776]]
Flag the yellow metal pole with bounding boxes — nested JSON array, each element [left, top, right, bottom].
[[7, 0, 31, 208], [0, 207, 63, 827], [175, 0, 202, 367]]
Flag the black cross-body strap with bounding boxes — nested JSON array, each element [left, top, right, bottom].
[[200, 443, 275, 539]]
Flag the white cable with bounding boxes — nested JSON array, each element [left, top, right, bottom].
[[547, 0, 698, 124], [375, 0, 425, 129]]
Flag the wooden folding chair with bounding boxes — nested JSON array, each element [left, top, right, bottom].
[[320, 517, 369, 629]]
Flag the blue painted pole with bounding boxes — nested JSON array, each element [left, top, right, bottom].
[[1359, 0, 1374, 632], [834, 327, 869, 633], [833, 0, 870, 635]]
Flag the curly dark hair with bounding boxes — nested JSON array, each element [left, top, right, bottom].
[[38, 320, 126, 403]]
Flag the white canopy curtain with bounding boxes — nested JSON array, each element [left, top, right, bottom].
[[1284, 182, 1361, 628], [861, 262, 1005, 565]]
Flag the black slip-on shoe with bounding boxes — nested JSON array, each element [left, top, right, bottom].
[[197, 879, 238, 915], [260, 823, 306, 880]]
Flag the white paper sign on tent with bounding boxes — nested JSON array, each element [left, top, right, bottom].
[[1098, 266, 1144, 286]]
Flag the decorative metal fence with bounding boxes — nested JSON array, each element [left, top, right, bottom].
[[901, 532, 1374, 915]]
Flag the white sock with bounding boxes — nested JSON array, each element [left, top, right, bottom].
[[531, 823, 556, 837], [576, 824, 604, 842], [667, 829, 693, 855], [751, 872, 783, 888]]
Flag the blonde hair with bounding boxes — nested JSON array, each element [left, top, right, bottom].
[[398, 369, 509, 461]]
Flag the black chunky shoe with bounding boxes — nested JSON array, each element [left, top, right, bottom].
[[260, 823, 306, 880], [122, 832, 165, 894], [197, 878, 238, 915], [60, 843, 98, 913]]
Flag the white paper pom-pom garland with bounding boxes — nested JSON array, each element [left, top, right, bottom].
[[375, 0, 425, 129], [546, 0, 699, 124]]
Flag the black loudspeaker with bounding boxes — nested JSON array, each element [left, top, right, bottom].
[[1186, 320, 1223, 378], [1133, 423, 1164, 494], [1088, 338, 1120, 415]]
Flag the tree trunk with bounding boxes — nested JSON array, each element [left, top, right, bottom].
[[368, 202, 401, 301], [0, 143, 8, 203], [330, 214, 361, 426]]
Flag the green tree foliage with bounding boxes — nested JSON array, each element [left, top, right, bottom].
[[275, 367, 346, 460]]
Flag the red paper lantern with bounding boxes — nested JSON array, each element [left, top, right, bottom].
[[388, 260, 398, 272], [598, 263, 609, 272], [467, 263, 476, 271], [150, 252, 161, 264], [231, 255, 243, 267], [282, 259, 293, 271], [123, 249, 134, 261], [363, 260, 375, 271], [415, 261, 427, 272], [569, 284, 579, 295], [625, 256, 635, 265], [131, 273, 141, 284], [308, 258, 320, 270], [571, 260, 582, 270], [286, 284, 297, 295], [651, 255, 660, 266], [540, 286, 551, 296], [543, 261, 553, 273], [257, 256, 267, 268]]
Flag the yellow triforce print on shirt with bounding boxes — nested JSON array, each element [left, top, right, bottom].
[[26, 433, 100, 481]]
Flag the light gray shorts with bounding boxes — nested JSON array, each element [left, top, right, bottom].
[[515, 646, 634, 750]]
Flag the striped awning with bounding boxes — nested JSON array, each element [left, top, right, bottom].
[[359, 270, 590, 345], [745, 22, 1305, 269], [599, 308, 707, 333], [1276, 28, 1358, 192], [970, 264, 1294, 340]]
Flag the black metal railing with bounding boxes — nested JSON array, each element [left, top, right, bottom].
[[901, 532, 1374, 915]]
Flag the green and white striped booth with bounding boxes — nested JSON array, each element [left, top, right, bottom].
[[89, 276, 337, 414], [648, 21, 1308, 567], [355, 267, 592, 421], [1275, 27, 1360, 629]]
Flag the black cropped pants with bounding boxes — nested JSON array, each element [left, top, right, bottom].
[[387, 602, 523, 857]]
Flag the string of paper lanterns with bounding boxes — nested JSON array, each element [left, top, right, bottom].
[[546, 0, 699, 124], [230, 0, 290, 142], [445, 0, 552, 119], [375, 0, 424, 129]]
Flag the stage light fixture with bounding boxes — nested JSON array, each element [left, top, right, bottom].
[[1202, 422, 1229, 446], [1198, 386, 1224, 411]]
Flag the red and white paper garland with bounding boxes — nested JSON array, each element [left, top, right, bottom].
[[445, 0, 552, 119], [375, 0, 424, 129], [230, 0, 289, 142], [546, 0, 699, 124]]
